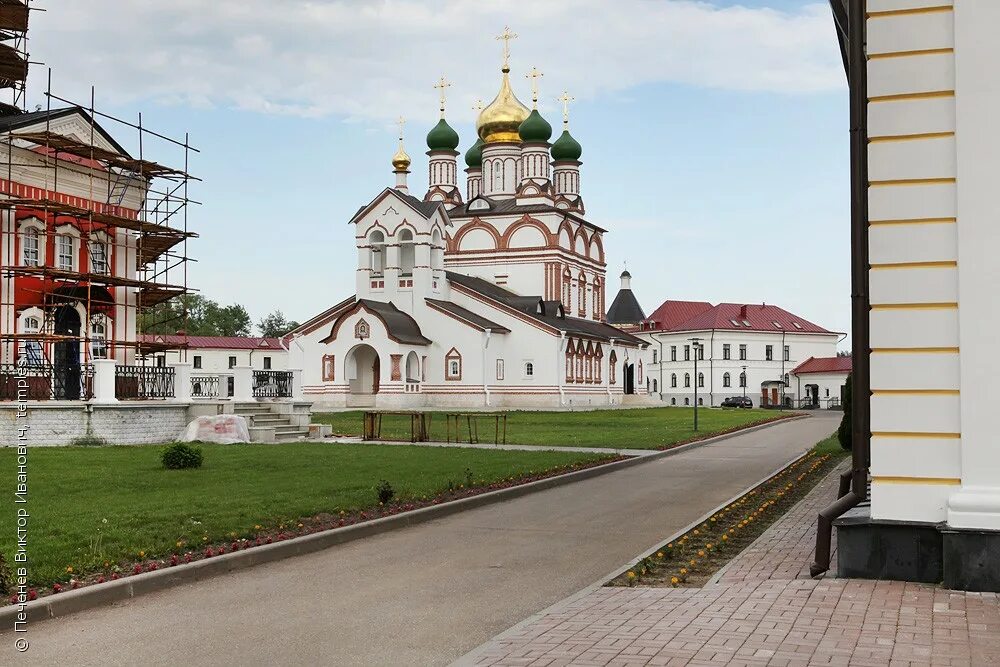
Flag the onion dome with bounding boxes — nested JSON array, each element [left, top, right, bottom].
[[391, 139, 411, 171], [476, 68, 530, 144], [426, 118, 460, 151], [550, 129, 582, 161], [464, 138, 484, 168], [518, 109, 552, 143]]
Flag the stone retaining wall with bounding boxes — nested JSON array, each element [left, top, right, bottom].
[[0, 403, 192, 446]]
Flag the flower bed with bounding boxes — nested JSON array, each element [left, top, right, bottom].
[[7, 454, 621, 606], [609, 439, 845, 588]]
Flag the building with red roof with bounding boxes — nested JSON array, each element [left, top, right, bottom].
[[606, 272, 846, 408]]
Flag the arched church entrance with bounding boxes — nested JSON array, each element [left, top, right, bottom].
[[53, 305, 82, 400], [623, 363, 635, 395], [346, 344, 380, 398]]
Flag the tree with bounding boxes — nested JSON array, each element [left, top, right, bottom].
[[140, 295, 252, 337], [257, 310, 300, 338], [838, 373, 852, 451]]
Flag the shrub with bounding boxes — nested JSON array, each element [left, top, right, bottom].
[[838, 374, 852, 451], [375, 479, 395, 505], [70, 434, 108, 447], [161, 443, 204, 470], [0, 551, 11, 595]]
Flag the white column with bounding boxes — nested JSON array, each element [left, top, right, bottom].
[[170, 362, 192, 402], [290, 368, 304, 401], [947, 0, 1000, 530], [91, 359, 118, 403], [233, 365, 254, 402]]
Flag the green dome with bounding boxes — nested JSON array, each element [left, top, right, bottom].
[[518, 109, 552, 143], [551, 129, 582, 161], [464, 138, 484, 168], [426, 118, 460, 151]]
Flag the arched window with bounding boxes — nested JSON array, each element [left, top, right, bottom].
[[90, 317, 108, 359], [21, 227, 39, 267], [431, 228, 444, 269], [21, 315, 43, 365], [56, 234, 75, 270], [698, 372, 704, 388], [698, 397, 704, 406], [369, 231, 385, 275], [562, 268, 572, 308], [445, 348, 462, 380], [609, 350, 617, 385], [684, 373, 691, 388], [739, 372, 747, 388], [671, 397, 676, 405], [90, 238, 109, 274], [398, 229, 415, 276], [524, 361, 534, 377], [577, 271, 586, 316], [653, 379, 658, 393], [565, 340, 575, 383], [784, 373, 790, 386], [671, 373, 677, 388], [723, 372, 731, 388], [592, 277, 602, 320], [684, 397, 690, 406]]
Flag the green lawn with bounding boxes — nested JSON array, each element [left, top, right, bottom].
[[0, 443, 607, 586], [315, 407, 791, 449]]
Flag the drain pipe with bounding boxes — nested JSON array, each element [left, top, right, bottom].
[[811, 0, 871, 578], [482, 329, 492, 407], [558, 332, 567, 406]]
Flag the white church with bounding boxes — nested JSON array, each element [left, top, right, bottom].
[[289, 33, 651, 410]]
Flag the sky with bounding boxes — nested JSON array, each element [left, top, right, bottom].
[[24, 0, 850, 345]]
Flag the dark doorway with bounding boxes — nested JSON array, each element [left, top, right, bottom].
[[53, 306, 81, 400], [372, 356, 380, 394], [624, 363, 635, 395]]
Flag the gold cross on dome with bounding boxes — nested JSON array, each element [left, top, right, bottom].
[[557, 91, 575, 126], [396, 115, 406, 141], [496, 26, 518, 69], [525, 66, 543, 108], [433, 75, 452, 118]]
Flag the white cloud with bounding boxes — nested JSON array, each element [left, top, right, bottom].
[[28, 1, 842, 122]]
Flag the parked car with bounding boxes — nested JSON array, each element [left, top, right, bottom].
[[721, 396, 753, 409]]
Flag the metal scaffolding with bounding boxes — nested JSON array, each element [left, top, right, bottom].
[[0, 64, 199, 381]]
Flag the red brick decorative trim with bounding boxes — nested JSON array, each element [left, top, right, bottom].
[[390, 354, 402, 381], [322, 354, 336, 382]]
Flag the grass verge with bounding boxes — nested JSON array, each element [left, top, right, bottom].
[[0, 442, 610, 590], [315, 407, 796, 450], [608, 435, 848, 588]]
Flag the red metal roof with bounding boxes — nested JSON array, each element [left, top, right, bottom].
[[792, 356, 852, 374], [646, 300, 714, 330], [138, 335, 285, 350], [648, 301, 833, 335]]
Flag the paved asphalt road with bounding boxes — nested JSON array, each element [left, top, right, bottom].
[[6, 414, 839, 667]]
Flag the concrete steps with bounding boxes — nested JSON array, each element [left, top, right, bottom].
[[232, 402, 314, 443]]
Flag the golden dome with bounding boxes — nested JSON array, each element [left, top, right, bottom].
[[391, 138, 411, 171], [476, 67, 530, 144]]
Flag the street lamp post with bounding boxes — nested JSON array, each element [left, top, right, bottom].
[[690, 337, 703, 431]]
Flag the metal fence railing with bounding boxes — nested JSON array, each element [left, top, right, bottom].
[[115, 365, 175, 400], [252, 370, 292, 398], [0, 363, 94, 400]]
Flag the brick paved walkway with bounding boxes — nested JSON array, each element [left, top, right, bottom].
[[461, 463, 1000, 667]]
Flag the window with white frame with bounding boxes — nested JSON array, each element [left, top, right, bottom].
[[193, 355, 202, 369], [765, 345, 774, 361], [739, 344, 747, 361], [739, 371, 747, 388], [670, 345, 676, 361], [652, 349, 657, 364], [445, 348, 462, 380], [90, 238, 109, 274], [56, 234, 74, 270], [723, 372, 731, 387], [21, 227, 40, 267], [783, 345, 790, 362], [90, 318, 107, 359], [723, 344, 731, 360], [684, 373, 691, 388], [524, 360, 534, 378], [263, 356, 272, 370], [698, 372, 704, 388], [496, 359, 504, 381], [671, 373, 677, 388], [21, 315, 43, 365]]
